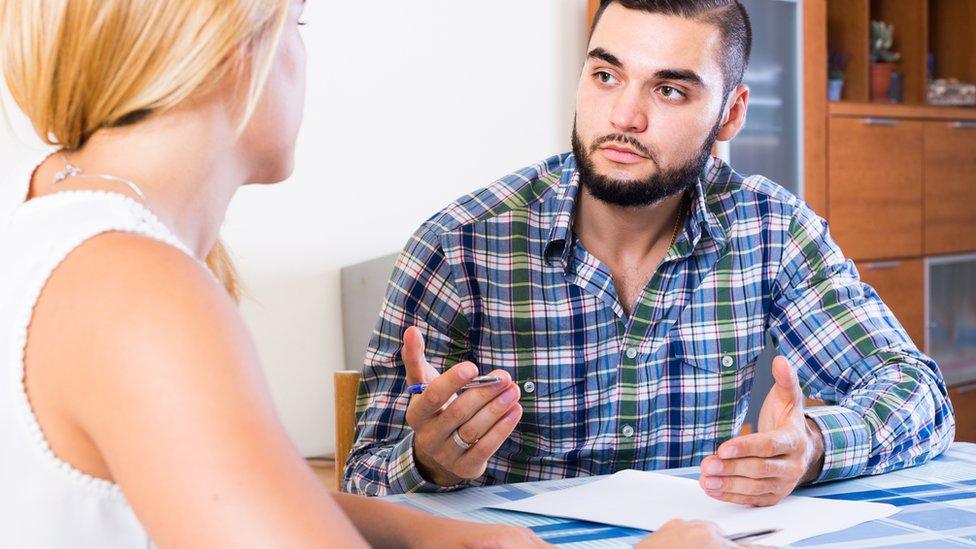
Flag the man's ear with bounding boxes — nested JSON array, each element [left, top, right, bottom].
[[716, 84, 750, 142]]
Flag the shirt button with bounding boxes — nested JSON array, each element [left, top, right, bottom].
[[625, 347, 638, 359], [522, 381, 536, 394], [621, 425, 635, 438], [722, 355, 735, 368]]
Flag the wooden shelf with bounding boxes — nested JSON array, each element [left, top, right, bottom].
[[828, 0, 870, 102], [930, 0, 976, 84], [871, 0, 928, 104], [811, 0, 976, 445], [829, 101, 976, 121], [828, 0, 975, 106]]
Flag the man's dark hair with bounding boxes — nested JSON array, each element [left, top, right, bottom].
[[591, 0, 752, 97]]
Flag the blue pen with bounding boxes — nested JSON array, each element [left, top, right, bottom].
[[407, 375, 503, 395]]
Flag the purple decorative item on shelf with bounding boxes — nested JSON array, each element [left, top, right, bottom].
[[828, 79, 844, 101], [828, 50, 850, 102]]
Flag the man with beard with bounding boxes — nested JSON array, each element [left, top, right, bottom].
[[345, 0, 955, 506]]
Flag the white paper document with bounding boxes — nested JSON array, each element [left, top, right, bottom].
[[489, 470, 898, 546]]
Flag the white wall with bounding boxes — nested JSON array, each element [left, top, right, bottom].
[[1, 0, 590, 456]]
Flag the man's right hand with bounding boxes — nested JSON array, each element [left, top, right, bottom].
[[402, 326, 522, 486]]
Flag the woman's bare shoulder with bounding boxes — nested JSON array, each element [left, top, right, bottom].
[[25, 230, 259, 476], [25, 231, 357, 545], [29, 230, 258, 405]]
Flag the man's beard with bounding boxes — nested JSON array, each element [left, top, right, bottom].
[[572, 117, 722, 208]]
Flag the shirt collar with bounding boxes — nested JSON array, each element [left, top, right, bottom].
[[543, 154, 728, 268], [683, 156, 729, 253], [543, 156, 580, 266]]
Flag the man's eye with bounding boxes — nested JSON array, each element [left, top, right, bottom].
[[596, 71, 618, 85], [659, 86, 684, 99]]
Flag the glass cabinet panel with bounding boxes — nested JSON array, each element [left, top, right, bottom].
[[927, 254, 976, 386]]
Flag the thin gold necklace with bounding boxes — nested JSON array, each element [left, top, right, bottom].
[[666, 193, 687, 251]]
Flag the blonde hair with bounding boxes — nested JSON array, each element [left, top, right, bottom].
[[0, 0, 290, 299]]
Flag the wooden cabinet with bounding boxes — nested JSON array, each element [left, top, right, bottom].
[[823, 0, 976, 107], [949, 383, 976, 442], [924, 121, 976, 255], [811, 1, 976, 446], [826, 0, 869, 102], [587, 0, 599, 25], [828, 117, 924, 260], [856, 258, 925, 348]]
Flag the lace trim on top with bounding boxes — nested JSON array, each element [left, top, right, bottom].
[[10, 188, 204, 496]]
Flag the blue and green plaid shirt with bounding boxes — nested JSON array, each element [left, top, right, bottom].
[[345, 153, 955, 496]]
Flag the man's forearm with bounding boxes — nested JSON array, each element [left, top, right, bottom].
[[346, 431, 466, 495], [805, 358, 954, 483]]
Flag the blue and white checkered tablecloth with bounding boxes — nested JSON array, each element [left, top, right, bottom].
[[382, 442, 976, 547]]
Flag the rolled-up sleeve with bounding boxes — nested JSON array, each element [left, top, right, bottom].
[[342, 221, 471, 496], [768, 203, 955, 483]]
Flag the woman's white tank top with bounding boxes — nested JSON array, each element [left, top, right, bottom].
[[0, 155, 200, 548]]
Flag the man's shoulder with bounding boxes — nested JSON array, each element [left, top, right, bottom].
[[704, 159, 800, 208], [702, 158, 818, 231], [413, 153, 569, 243]]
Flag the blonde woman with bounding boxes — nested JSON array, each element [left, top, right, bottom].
[[0, 0, 741, 547], [0, 0, 554, 546]]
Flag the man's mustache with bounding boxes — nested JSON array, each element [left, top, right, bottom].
[[590, 134, 656, 162]]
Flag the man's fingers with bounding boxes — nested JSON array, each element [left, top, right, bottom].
[[702, 474, 783, 497], [402, 326, 434, 386], [430, 370, 514, 436], [771, 355, 804, 406], [415, 375, 518, 482], [453, 404, 522, 478], [718, 430, 799, 459], [411, 361, 480, 418], [700, 455, 792, 479], [705, 490, 784, 508], [455, 383, 521, 444]]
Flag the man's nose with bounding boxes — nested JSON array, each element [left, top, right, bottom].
[[609, 85, 648, 134]]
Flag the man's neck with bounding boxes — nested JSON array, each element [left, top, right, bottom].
[[574, 189, 686, 264]]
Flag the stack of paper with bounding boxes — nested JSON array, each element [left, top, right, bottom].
[[489, 470, 898, 546]]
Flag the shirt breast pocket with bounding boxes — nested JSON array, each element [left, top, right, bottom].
[[512, 358, 590, 454], [663, 333, 766, 441], [476, 347, 590, 456]]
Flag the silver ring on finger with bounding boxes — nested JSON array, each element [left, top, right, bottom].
[[451, 429, 476, 450]]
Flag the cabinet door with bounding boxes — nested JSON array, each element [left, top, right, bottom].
[[856, 258, 925, 349], [828, 117, 923, 260], [924, 121, 976, 255], [949, 383, 976, 442]]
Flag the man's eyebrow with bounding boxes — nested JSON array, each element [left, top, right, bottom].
[[654, 69, 705, 88], [587, 47, 623, 68], [587, 50, 706, 89]]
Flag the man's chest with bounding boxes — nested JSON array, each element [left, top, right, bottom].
[[468, 248, 771, 377], [464, 252, 771, 461]]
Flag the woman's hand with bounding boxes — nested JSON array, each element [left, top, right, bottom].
[[636, 519, 744, 548]]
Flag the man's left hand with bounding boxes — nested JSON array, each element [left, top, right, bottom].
[[698, 356, 825, 506]]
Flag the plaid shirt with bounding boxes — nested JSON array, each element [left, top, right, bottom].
[[344, 153, 955, 496]]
